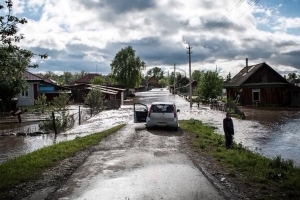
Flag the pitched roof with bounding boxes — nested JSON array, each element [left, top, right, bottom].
[[148, 75, 158, 80], [176, 76, 190, 84], [224, 62, 289, 87], [44, 78, 57, 84], [73, 73, 100, 84], [23, 71, 43, 81]]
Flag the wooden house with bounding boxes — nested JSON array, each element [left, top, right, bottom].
[[148, 76, 158, 85], [16, 71, 71, 106], [73, 73, 100, 85], [175, 77, 194, 95], [224, 59, 300, 106]]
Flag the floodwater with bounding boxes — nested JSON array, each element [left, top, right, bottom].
[[0, 88, 300, 167]]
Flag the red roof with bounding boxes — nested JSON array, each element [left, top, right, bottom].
[[73, 73, 100, 84], [23, 71, 43, 81]]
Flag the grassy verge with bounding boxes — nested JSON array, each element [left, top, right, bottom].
[[0, 124, 125, 193], [180, 119, 300, 199]]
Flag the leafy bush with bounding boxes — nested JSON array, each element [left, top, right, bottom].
[[34, 94, 48, 113], [84, 87, 104, 113]]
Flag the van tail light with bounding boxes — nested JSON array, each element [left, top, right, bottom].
[[148, 105, 153, 117], [173, 105, 177, 118]]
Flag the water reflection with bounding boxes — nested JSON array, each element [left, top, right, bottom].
[[0, 88, 299, 167]]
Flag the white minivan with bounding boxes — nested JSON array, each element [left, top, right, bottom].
[[134, 102, 180, 131]]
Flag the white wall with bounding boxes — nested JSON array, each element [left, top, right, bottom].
[[16, 82, 37, 106]]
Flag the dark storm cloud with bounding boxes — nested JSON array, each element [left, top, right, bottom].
[[200, 18, 245, 32], [32, 59, 111, 74], [270, 50, 300, 70], [77, 0, 156, 13]]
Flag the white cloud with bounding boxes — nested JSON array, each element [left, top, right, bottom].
[[7, 0, 299, 78]]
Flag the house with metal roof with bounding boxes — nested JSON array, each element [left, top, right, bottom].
[[223, 58, 300, 106], [16, 71, 71, 106]]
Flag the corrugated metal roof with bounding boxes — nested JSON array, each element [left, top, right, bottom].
[[23, 71, 43, 81], [224, 63, 264, 87], [224, 62, 290, 88], [73, 73, 100, 84]]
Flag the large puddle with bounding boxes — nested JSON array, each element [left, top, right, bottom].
[[0, 88, 299, 167]]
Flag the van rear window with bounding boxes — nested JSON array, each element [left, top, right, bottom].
[[151, 104, 174, 113]]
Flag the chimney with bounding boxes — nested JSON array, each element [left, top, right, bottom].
[[246, 58, 248, 73]]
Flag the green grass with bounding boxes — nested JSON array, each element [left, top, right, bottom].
[[0, 124, 125, 193], [180, 119, 300, 199]]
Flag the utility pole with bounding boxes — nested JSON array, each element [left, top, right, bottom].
[[187, 44, 192, 108], [173, 63, 176, 95]]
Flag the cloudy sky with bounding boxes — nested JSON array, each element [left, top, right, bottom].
[[6, 0, 300, 78]]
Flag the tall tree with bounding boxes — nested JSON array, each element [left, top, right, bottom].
[[110, 46, 146, 88], [147, 67, 164, 79], [192, 70, 204, 82], [168, 72, 182, 85], [91, 76, 104, 85], [226, 72, 232, 81], [0, 1, 47, 110], [196, 71, 223, 101], [288, 73, 297, 80]]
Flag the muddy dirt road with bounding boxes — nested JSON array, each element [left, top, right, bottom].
[[41, 124, 227, 200]]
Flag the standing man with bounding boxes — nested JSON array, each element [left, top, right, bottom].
[[223, 112, 234, 149]]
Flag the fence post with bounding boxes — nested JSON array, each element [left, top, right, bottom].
[[52, 112, 57, 135], [79, 106, 81, 125], [17, 113, 22, 123]]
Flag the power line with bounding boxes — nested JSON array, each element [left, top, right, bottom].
[[204, 0, 246, 36], [143, 0, 259, 67], [201, 0, 260, 48]]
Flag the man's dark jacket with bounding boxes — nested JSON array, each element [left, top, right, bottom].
[[223, 118, 234, 135]]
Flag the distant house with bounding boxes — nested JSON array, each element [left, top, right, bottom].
[[73, 73, 101, 85], [148, 76, 158, 85], [223, 59, 300, 106], [288, 78, 300, 87], [175, 77, 196, 95], [69, 74, 127, 108], [176, 77, 190, 89], [182, 80, 198, 95], [16, 71, 71, 107]]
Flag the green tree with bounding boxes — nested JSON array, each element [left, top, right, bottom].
[[52, 91, 72, 112], [168, 72, 182, 85], [196, 71, 223, 101], [288, 73, 297, 80], [39, 91, 73, 133], [226, 72, 232, 81], [62, 71, 73, 85], [110, 46, 146, 88], [85, 87, 104, 113], [192, 70, 204, 82], [147, 67, 164, 79], [91, 76, 105, 85], [34, 94, 48, 114], [158, 78, 168, 87], [0, 1, 47, 110]]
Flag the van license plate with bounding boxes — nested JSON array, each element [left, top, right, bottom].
[[157, 122, 166, 126]]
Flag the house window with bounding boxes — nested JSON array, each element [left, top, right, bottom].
[[252, 89, 260, 102], [21, 90, 29, 97]]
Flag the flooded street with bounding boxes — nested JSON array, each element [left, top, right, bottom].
[[1, 88, 300, 167]]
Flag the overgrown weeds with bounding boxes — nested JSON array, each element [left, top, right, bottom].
[[0, 124, 125, 194], [180, 119, 300, 199]]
